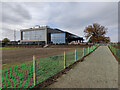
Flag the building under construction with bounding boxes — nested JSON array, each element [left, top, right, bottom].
[[20, 25, 84, 45]]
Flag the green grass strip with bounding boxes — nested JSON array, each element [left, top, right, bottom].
[[10, 67, 15, 88], [13, 66, 17, 88], [26, 63, 30, 88], [19, 65, 22, 88], [7, 67, 12, 88], [0, 47, 20, 50], [39, 58, 40, 70], [1, 70, 4, 89], [24, 63, 28, 88], [3, 69, 8, 88], [17, 66, 20, 88], [21, 64, 25, 88], [29, 62, 32, 87]]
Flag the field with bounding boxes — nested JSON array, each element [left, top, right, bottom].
[[2, 45, 89, 69], [1, 45, 98, 88]]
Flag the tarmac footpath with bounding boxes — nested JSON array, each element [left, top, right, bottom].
[[48, 46, 118, 88]]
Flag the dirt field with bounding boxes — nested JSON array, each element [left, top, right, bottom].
[[2, 45, 90, 69], [6, 44, 89, 48], [2, 48, 70, 64], [2, 46, 88, 65]]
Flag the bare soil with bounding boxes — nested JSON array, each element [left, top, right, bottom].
[[6, 44, 90, 48], [113, 45, 120, 49], [2, 45, 88, 65], [47, 44, 90, 48]]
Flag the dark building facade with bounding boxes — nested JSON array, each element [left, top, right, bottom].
[[20, 26, 83, 44]]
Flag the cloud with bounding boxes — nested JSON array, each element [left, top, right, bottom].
[[1, 2, 118, 42], [45, 2, 118, 41], [2, 2, 32, 24], [1, 2, 32, 40], [2, 27, 20, 40]]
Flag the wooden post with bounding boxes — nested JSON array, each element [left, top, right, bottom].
[[33, 55, 37, 86], [75, 49, 77, 61], [64, 51, 66, 69]]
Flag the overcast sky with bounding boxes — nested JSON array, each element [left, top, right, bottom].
[[0, 2, 118, 42]]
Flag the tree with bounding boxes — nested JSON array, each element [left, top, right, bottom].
[[2, 38, 10, 43], [84, 23, 110, 43]]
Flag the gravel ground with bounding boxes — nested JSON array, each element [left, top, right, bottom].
[[48, 46, 118, 88]]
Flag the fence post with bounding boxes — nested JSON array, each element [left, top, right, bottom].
[[64, 51, 66, 69], [75, 49, 77, 61], [33, 55, 37, 86], [83, 48, 85, 56]]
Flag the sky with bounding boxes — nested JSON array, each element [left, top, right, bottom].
[[0, 2, 118, 42]]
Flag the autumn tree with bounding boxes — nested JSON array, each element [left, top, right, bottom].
[[84, 23, 110, 43]]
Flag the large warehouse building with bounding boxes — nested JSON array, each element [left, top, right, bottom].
[[20, 25, 84, 45]]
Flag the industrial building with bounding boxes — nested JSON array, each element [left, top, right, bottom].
[[20, 25, 84, 45]]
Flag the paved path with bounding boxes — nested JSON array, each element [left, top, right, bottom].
[[48, 46, 118, 88]]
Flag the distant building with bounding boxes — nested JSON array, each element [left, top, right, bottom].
[[20, 25, 84, 45], [7, 41, 18, 45]]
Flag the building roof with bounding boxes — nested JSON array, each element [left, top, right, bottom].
[[20, 25, 83, 39]]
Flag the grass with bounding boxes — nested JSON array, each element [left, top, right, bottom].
[[115, 48, 120, 61], [1, 45, 97, 88], [2, 49, 84, 88], [0, 46, 33, 50], [109, 44, 120, 61], [2, 62, 29, 69], [0, 47, 21, 50], [113, 44, 120, 61], [2, 59, 33, 69]]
